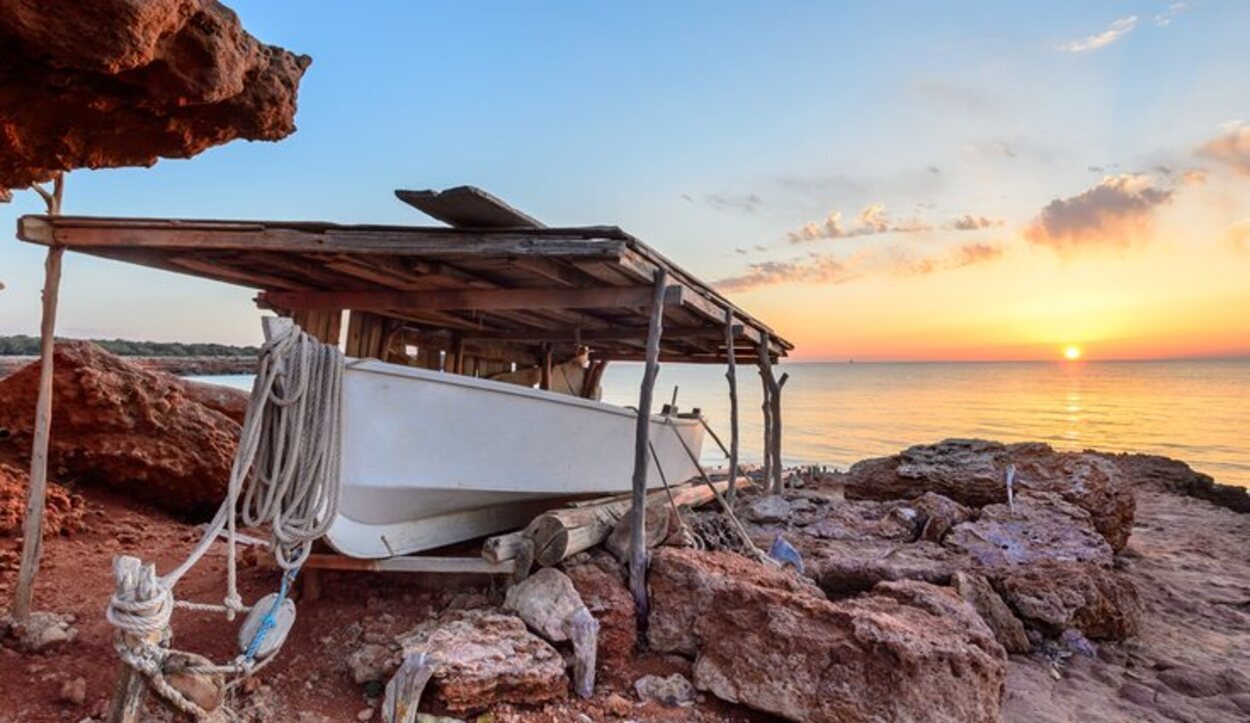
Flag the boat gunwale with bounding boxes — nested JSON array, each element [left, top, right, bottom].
[[344, 357, 704, 426]]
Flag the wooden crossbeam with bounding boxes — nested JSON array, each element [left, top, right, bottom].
[[260, 285, 683, 312], [18, 216, 628, 258], [465, 324, 743, 343]]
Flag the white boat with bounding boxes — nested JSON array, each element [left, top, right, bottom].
[[325, 358, 707, 558]]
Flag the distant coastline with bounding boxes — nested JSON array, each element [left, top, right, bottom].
[[0, 335, 258, 378]]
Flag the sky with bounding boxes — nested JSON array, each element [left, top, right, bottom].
[[1, 1, 1248, 362]]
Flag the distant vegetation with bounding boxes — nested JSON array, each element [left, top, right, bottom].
[[0, 335, 258, 357]]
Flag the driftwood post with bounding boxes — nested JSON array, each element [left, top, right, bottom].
[[13, 173, 64, 623], [724, 309, 741, 506], [756, 332, 787, 494], [772, 372, 789, 492], [757, 332, 774, 491], [628, 269, 667, 627]]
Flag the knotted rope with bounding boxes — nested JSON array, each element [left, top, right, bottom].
[[106, 321, 344, 719]]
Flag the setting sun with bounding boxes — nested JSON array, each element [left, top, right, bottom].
[[1064, 345, 1082, 361]]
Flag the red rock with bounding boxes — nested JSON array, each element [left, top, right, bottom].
[[0, 342, 241, 518], [0, 0, 310, 193], [565, 563, 635, 686], [398, 609, 567, 714], [912, 491, 974, 542], [0, 461, 86, 537], [952, 570, 1031, 654], [844, 439, 1135, 551], [647, 548, 1006, 723], [993, 560, 1142, 640], [1101, 452, 1250, 514]]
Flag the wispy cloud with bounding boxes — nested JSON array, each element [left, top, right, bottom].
[[948, 214, 1003, 231], [1197, 122, 1250, 176], [1155, 2, 1189, 27], [707, 193, 765, 213], [1057, 16, 1138, 53], [715, 242, 1004, 292], [1024, 173, 1172, 251], [787, 203, 932, 242]]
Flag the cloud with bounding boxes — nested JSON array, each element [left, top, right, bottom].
[[1197, 123, 1250, 176], [1228, 220, 1250, 252], [947, 214, 1004, 231], [1024, 174, 1173, 250], [1057, 16, 1138, 53], [715, 242, 1004, 292], [787, 204, 933, 242], [706, 193, 765, 213], [1155, 2, 1189, 27]]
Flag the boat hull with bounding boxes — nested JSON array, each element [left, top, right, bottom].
[[325, 358, 706, 558]]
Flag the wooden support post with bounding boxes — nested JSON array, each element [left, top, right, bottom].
[[628, 269, 667, 628], [106, 557, 163, 723], [13, 174, 64, 624], [724, 309, 740, 507], [773, 372, 789, 492], [540, 344, 553, 391], [756, 332, 787, 494]]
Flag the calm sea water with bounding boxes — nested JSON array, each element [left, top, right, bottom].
[[195, 359, 1250, 488]]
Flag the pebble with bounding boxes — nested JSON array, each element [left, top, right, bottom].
[[58, 676, 87, 706], [356, 706, 375, 721]]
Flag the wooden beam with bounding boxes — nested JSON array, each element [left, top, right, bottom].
[[260, 285, 683, 313], [465, 324, 742, 343], [395, 186, 546, 229], [18, 216, 628, 258], [629, 269, 666, 628], [303, 553, 515, 575]]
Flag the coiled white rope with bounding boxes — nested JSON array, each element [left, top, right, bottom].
[[106, 320, 344, 719]]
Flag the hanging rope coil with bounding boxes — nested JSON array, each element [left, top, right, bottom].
[[105, 320, 344, 719]]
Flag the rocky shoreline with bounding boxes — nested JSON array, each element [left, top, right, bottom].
[[0, 344, 1246, 722]]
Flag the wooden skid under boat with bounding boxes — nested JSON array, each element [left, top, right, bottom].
[[325, 358, 706, 558]]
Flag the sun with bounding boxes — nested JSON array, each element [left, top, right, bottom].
[[1064, 345, 1082, 361]]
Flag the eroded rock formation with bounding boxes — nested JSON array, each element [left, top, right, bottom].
[[647, 548, 1007, 723], [0, 0, 310, 193], [0, 342, 244, 518], [845, 439, 1135, 551]]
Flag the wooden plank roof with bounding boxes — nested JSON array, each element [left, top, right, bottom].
[[15, 187, 793, 364]]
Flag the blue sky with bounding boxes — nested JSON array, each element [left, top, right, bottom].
[[2, 2, 1247, 359]]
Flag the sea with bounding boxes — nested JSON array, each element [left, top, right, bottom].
[[195, 359, 1250, 489]]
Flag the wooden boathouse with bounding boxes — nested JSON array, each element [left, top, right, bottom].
[[14, 186, 793, 614]]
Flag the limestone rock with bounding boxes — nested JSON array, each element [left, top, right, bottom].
[[647, 549, 1006, 723], [163, 650, 226, 713], [0, 343, 242, 518], [634, 673, 695, 707], [739, 494, 791, 524], [503, 567, 585, 643], [994, 560, 1142, 640], [399, 609, 567, 714], [912, 491, 974, 542], [799, 499, 920, 542], [845, 439, 1135, 551], [57, 676, 86, 706], [944, 493, 1112, 569], [805, 538, 956, 595], [952, 570, 1031, 654], [348, 643, 400, 686], [1102, 452, 1250, 513], [3, 610, 77, 651], [565, 562, 635, 686], [0, 0, 310, 193]]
